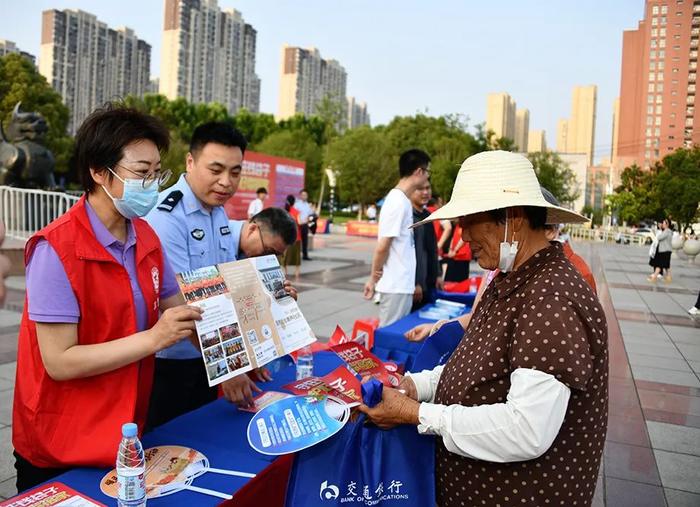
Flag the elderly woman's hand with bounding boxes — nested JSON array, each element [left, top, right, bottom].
[[357, 386, 421, 429]]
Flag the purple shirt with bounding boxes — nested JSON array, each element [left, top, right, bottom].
[[26, 201, 179, 331]]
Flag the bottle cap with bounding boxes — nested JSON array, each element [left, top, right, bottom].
[[122, 422, 138, 438]]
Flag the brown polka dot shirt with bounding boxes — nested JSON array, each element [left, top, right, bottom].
[[434, 242, 608, 507]]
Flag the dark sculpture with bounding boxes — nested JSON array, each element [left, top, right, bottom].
[[0, 102, 56, 188]]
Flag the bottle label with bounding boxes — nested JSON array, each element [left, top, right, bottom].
[[118, 472, 145, 501]]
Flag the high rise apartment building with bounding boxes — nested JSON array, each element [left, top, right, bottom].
[[40, 9, 151, 133], [485, 92, 517, 140], [0, 39, 36, 66], [616, 0, 699, 170], [556, 85, 597, 165], [160, 0, 260, 114], [277, 45, 347, 120], [528, 129, 547, 152], [514, 109, 530, 152], [347, 96, 370, 129]]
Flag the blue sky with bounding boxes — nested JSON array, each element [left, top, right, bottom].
[[2, 1, 642, 162]]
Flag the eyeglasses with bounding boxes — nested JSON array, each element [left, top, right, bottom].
[[111, 164, 173, 188], [254, 221, 285, 256]]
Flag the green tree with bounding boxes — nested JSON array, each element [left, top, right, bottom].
[[233, 109, 278, 146], [655, 147, 700, 230], [0, 53, 73, 178], [277, 114, 328, 146], [383, 114, 483, 199], [326, 126, 395, 210], [256, 129, 324, 198], [606, 164, 663, 225], [314, 93, 345, 139], [528, 151, 580, 207]]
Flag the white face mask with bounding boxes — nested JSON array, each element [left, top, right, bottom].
[[498, 212, 519, 272]]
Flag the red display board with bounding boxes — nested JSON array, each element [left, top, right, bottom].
[[346, 220, 379, 237], [224, 150, 306, 219]]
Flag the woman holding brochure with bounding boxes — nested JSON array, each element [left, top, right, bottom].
[[12, 104, 202, 491]]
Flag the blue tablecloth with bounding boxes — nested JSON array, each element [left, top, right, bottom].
[[373, 305, 470, 372], [434, 289, 477, 307], [50, 352, 346, 506]]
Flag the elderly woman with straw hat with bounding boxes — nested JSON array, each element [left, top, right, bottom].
[[358, 151, 608, 507]]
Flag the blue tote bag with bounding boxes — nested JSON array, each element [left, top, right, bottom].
[[285, 380, 435, 507], [410, 320, 464, 373]]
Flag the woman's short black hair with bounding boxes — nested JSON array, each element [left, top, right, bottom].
[[75, 103, 170, 193], [487, 206, 548, 230]]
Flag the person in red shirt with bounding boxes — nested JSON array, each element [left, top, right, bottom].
[[540, 187, 597, 294], [444, 222, 472, 282]]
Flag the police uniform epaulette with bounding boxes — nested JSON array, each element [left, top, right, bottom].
[[157, 190, 183, 212]]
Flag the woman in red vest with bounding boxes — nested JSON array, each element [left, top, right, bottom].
[[12, 104, 202, 491]]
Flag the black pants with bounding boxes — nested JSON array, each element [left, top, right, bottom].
[[695, 290, 700, 309], [445, 259, 470, 282], [146, 357, 217, 431], [300, 223, 310, 258], [14, 451, 69, 493]]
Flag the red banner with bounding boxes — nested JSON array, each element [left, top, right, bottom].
[[346, 220, 379, 237], [224, 150, 306, 219]]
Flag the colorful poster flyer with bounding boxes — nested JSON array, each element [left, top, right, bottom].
[[177, 255, 316, 386], [330, 342, 401, 387], [0, 482, 106, 507], [238, 391, 293, 413], [247, 395, 349, 455], [282, 366, 362, 406], [100, 446, 207, 499]]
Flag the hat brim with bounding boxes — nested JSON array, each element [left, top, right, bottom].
[[412, 201, 589, 228]]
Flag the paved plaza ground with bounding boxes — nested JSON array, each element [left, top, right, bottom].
[[0, 231, 698, 505]]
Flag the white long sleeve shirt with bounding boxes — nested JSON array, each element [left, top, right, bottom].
[[407, 366, 571, 463]]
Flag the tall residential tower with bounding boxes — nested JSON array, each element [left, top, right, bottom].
[[40, 9, 151, 133], [616, 0, 699, 169], [277, 45, 347, 120], [160, 0, 260, 114]]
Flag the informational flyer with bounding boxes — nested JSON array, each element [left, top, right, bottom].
[[238, 391, 293, 413], [0, 482, 106, 506], [282, 365, 362, 407], [247, 395, 350, 455], [330, 342, 401, 387], [100, 446, 207, 499], [177, 255, 316, 386]]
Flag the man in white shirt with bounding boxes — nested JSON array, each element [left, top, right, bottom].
[[295, 189, 313, 260], [363, 149, 431, 326], [247, 187, 267, 219]]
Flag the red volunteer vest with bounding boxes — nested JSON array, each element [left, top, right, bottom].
[[13, 196, 163, 468]]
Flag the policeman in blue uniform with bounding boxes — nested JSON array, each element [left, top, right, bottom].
[[145, 122, 270, 428]]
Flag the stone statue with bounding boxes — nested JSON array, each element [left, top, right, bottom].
[[0, 102, 56, 188]]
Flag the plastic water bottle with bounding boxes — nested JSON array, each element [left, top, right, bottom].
[[117, 423, 146, 507], [296, 345, 314, 380]]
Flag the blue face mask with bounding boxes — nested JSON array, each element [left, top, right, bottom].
[[102, 168, 159, 219]]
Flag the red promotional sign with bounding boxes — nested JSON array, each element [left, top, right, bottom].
[[224, 150, 306, 220], [1, 482, 106, 507], [330, 342, 401, 387], [345, 221, 379, 237], [282, 366, 362, 406]]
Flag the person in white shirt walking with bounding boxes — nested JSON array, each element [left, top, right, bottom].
[[295, 189, 313, 260], [363, 149, 431, 326], [247, 187, 267, 219]]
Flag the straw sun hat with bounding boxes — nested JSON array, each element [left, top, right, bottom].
[[414, 150, 588, 228]]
